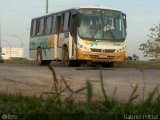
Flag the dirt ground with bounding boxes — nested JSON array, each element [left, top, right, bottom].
[[0, 64, 160, 101]]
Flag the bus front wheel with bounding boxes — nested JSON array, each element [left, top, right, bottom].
[[62, 45, 72, 66], [62, 45, 80, 67]]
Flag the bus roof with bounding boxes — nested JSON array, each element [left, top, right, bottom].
[[51, 5, 120, 14], [32, 5, 121, 20], [75, 5, 120, 11]]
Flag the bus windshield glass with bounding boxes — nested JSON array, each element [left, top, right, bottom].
[[78, 9, 126, 41]]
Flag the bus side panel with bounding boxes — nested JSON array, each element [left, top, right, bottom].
[[68, 33, 73, 59], [29, 35, 55, 60], [57, 32, 77, 61], [41, 48, 54, 60], [53, 34, 58, 60], [57, 32, 70, 60], [48, 35, 54, 48], [29, 37, 43, 60], [29, 48, 54, 61], [29, 49, 37, 60]]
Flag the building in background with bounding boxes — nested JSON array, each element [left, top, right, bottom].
[[1, 48, 23, 60]]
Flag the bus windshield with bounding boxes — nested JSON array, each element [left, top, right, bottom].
[[78, 9, 126, 41]]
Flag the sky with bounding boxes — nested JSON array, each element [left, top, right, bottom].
[[0, 0, 160, 60]]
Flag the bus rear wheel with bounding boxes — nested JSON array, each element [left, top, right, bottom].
[[37, 48, 44, 65]]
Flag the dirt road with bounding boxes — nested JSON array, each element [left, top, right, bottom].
[[0, 64, 160, 101]]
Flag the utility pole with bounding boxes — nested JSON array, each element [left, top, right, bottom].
[[0, 19, 2, 53], [46, 0, 48, 14], [0, 20, 2, 63], [159, 24, 160, 36]]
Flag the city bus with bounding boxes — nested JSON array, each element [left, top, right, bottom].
[[29, 6, 127, 66]]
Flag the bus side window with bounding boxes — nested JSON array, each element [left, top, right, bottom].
[[31, 20, 36, 36], [64, 12, 70, 32], [43, 17, 47, 35], [59, 14, 64, 33], [39, 18, 44, 35], [52, 15, 57, 34], [30, 21, 33, 36], [70, 15, 77, 37], [35, 19, 40, 36], [46, 16, 53, 34]]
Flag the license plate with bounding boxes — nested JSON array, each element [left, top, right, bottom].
[[99, 55, 108, 58]]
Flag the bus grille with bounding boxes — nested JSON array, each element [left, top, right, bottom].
[[90, 48, 115, 53]]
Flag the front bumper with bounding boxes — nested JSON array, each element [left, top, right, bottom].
[[77, 49, 125, 62]]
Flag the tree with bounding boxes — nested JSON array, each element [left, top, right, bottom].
[[126, 56, 133, 60], [139, 24, 160, 59], [132, 54, 139, 60], [126, 54, 139, 61]]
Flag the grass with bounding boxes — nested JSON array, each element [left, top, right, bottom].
[[2, 58, 36, 64], [0, 90, 160, 120], [0, 64, 160, 120], [114, 60, 160, 68], [3, 59, 160, 68]]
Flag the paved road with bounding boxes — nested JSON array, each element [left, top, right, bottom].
[[0, 63, 160, 101]]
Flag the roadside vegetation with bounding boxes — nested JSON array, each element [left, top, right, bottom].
[[0, 89, 160, 120], [114, 59, 160, 68], [0, 65, 160, 120], [139, 24, 160, 59], [2, 58, 35, 64], [2, 58, 160, 69]]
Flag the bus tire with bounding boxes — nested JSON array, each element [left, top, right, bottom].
[[62, 45, 73, 66], [36, 48, 43, 65], [74, 60, 81, 67]]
